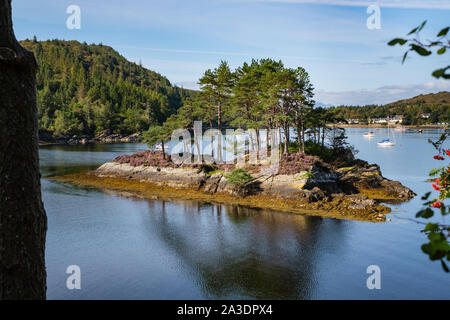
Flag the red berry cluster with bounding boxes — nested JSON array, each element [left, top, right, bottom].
[[430, 149, 450, 210]]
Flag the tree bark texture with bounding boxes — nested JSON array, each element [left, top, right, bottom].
[[0, 0, 47, 299]]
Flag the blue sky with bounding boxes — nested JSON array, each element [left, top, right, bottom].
[[12, 0, 450, 105]]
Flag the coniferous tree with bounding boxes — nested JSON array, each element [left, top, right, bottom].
[[199, 60, 234, 161]]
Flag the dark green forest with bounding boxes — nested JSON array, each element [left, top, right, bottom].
[[21, 39, 194, 136], [330, 91, 450, 125]]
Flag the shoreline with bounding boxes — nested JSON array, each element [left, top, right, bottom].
[[38, 131, 141, 146], [52, 173, 391, 222], [51, 159, 416, 223], [335, 124, 448, 129]]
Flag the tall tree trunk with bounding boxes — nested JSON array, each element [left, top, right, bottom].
[[0, 0, 47, 299], [278, 127, 282, 156], [283, 123, 290, 154], [321, 126, 325, 147], [194, 124, 201, 164], [295, 110, 301, 153], [255, 129, 260, 160], [301, 120, 305, 153], [161, 141, 166, 159], [209, 121, 214, 157], [217, 102, 222, 162]]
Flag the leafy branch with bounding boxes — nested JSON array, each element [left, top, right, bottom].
[[415, 129, 450, 272], [388, 21, 450, 79]]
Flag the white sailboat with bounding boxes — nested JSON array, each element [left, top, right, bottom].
[[378, 117, 396, 147], [377, 139, 395, 147]]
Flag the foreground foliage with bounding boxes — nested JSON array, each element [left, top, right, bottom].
[[389, 21, 450, 273], [416, 130, 450, 272]]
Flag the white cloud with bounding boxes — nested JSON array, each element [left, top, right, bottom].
[[315, 81, 450, 105], [249, 0, 450, 9]]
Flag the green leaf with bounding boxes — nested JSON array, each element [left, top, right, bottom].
[[428, 232, 442, 242], [388, 38, 407, 46], [441, 260, 449, 273], [416, 208, 434, 219], [437, 47, 446, 55], [429, 167, 442, 176], [408, 27, 419, 35], [418, 21, 427, 32], [410, 44, 432, 56], [440, 205, 447, 216], [421, 192, 431, 200], [431, 238, 450, 252], [402, 51, 408, 64], [437, 27, 449, 37], [432, 66, 450, 79], [421, 243, 435, 255], [423, 223, 439, 233], [433, 68, 445, 79]]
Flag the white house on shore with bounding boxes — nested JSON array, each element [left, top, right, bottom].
[[388, 115, 403, 124], [369, 115, 403, 124], [370, 118, 387, 124]]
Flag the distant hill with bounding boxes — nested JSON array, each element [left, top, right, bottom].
[[331, 91, 450, 125], [386, 91, 450, 107], [315, 102, 334, 108], [20, 39, 195, 136]]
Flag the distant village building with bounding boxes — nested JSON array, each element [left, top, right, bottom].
[[370, 118, 387, 124], [346, 119, 359, 124], [388, 115, 403, 124], [369, 115, 403, 124], [421, 113, 431, 119]]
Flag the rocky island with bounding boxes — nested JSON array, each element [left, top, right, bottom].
[[54, 150, 415, 222]]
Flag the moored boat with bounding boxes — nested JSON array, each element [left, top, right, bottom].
[[377, 139, 395, 147]]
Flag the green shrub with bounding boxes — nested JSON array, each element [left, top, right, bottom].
[[225, 168, 253, 187]]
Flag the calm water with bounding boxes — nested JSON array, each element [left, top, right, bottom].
[[40, 128, 450, 299]]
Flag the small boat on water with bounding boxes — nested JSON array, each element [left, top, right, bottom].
[[153, 143, 163, 151], [377, 139, 395, 147], [394, 126, 406, 132], [378, 116, 396, 147], [363, 131, 375, 137]]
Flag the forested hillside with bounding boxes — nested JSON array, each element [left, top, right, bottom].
[[331, 92, 450, 124], [21, 39, 194, 136]]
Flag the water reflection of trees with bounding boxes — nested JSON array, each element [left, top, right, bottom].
[[143, 199, 347, 299]]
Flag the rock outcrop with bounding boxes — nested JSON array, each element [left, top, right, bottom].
[[337, 164, 416, 201], [84, 160, 415, 222]]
